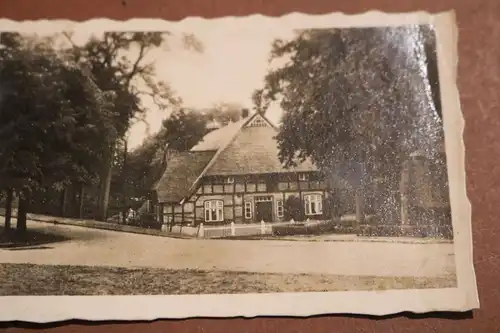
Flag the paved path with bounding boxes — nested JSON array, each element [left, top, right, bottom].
[[0, 219, 456, 277]]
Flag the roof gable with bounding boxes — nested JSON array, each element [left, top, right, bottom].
[[204, 113, 316, 176], [244, 113, 277, 129]]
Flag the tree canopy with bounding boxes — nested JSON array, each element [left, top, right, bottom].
[[63, 32, 185, 139], [259, 25, 444, 187], [204, 102, 245, 124], [60, 31, 203, 220], [117, 105, 243, 203], [0, 30, 210, 225], [0, 33, 114, 192], [0, 33, 115, 233], [161, 108, 210, 151], [118, 108, 208, 202]]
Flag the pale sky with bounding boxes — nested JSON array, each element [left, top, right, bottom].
[[56, 26, 296, 150]]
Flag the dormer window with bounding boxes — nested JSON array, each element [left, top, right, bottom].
[[225, 176, 235, 184], [298, 173, 308, 181]]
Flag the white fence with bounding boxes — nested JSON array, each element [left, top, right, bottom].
[[162, 219, 324, 239], [168, 225, 200, 237]]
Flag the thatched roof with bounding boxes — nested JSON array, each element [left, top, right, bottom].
[[190, 117, 248, 152], [153, 150, 216, 203], [205, 118, 317, 176], [154, 112, 319, 204]]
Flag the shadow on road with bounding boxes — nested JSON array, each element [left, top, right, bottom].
[[0, 226, 70, 250]]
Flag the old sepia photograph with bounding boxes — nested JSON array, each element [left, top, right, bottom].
[[0, 11, 477, 321]]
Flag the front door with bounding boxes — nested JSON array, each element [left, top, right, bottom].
[[255, 196, 273, 222]]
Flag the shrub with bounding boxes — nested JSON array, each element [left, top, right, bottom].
[[358, 224, 453, 239], [272, 221, 355, 236], [284, 195, 304, 221], [128, 212, 161, 230]]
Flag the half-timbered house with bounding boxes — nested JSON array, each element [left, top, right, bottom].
[[152, 111, 342, 226]]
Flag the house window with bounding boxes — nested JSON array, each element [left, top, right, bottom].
[[246, 183, 256, 192], [257, 183, 267, 192], [299, 173, 309, 182], [278, 182, 289, 191], [276, 199, 284, 218], [298, 173, 309, 181], [309, 180, 321, 190], [244, 201, 253, 219], [204, 200, 224, 222], [255, 196, 272, 202], [304, 194, 323, 216], [225, 176, 235, 184]]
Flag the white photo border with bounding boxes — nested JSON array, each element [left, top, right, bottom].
[[0, 10, 478, 322]]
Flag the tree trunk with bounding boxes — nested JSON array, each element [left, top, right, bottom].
[[59, 188, 66, 217], [385, 166, 404, 225], [78, 183, 85, 219], [97, 146, 114, 222], [98, 166, 112, 222], [16, 194, 28, 238], [354, 188, 364, 234], [4, 188, 13, 232], [121, 140, 128, 224], [60, 187, 69, 217], [70, 183, 78, 217], [328, 189, 341, 222], [400, 160, 411, 225]]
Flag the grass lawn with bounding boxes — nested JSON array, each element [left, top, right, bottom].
[[0, 263, 457, 295]]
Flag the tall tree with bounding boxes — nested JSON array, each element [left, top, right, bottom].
[[259, 25, 444, 225], [3, 189, 13, 233], [118, 108, 209, 204], [160, 108, 209, 151], [0, 32, 114, 236], [205, 102, 245, 124], [62, 31, 203, 221], [251, 89, 270, 115]]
